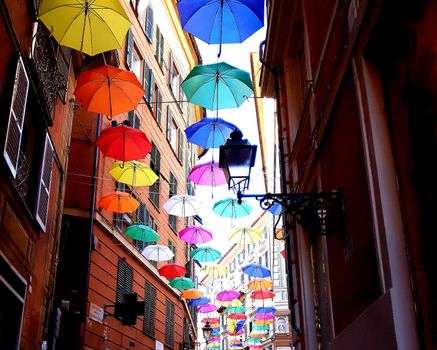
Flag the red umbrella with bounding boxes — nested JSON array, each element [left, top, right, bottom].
[[250, 290, 275, 300], [75, 65, 144, 116], [158, 264, 187, 279], [201, 317, 219, 324], [96, 123, 152, 161], [227, 313, 247, 320]]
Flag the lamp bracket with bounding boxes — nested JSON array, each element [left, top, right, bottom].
[[237, 190, 346, 236]]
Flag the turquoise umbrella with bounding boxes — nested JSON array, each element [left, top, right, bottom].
[[252, 325, 269, 331], [190, 246, 222, 262], [181, 62, 253, 111], [169, 277, 195, 290], [125, 224, 159, 242], [225, 306, 246, 314], [213, 198, 252, 219]]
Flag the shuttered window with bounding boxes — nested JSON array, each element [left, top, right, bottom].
[[166, 107, 172, 141], [4, 56, 29, 178], [155, 27, 164, 68], [143, 281, 156, 335], [145, 6, 154, 42], [165, 299, 175, 346], [35, 133, 55, 232], [125, 29, 134, 69], [168, 172, 177, 232], [135, 199, 149, 224], [149, 143, 160, 208], [167, 239, 176, 263], [177, 130, 184, 164], [143, 61, 154, 105], [115, 259, 133, 317], [155, 88, 162, 126], [128, 111, 140, 129]]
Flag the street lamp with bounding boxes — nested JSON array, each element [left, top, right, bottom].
[[202, 321, 213, 344], [219, 131, 346, 236]]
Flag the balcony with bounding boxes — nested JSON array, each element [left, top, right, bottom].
[[12, 150, 32, 211]]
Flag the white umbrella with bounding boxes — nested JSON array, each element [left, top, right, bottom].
[[142, 244, 174, 261], [163, 195, 204, 217]]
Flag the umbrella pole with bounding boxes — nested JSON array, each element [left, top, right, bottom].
[[217, 0, 224, 58]]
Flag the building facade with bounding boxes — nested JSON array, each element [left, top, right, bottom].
[[260, 0, 437, 349]]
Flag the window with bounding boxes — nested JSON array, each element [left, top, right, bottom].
[[155, 26, 164, 68], [125, 29, 134, 69], [168, 52, 180, 99], [238, 251, 245, 264], [166, 108, 178, 152], [115, 182, 128, 230], [149, 143, 160, 207], [145, 5, 154, 42], [115, 259, 133, 317], [155, 86, 162, 125], [143, 61, 154, 105], [137, 0, 147, 27], [229, 260, 235, 273], [128, 111, 140, 129], [169, 172, 177, 197], [264, 251, 269, 268], [135, 198, 149, 224], [135, 239, 153, 253], [247, 244, 253, 254], [132, 49, 141, 81], [178, 129, 184, 164], [168, 239, 176, 263], [143, 281, 156, 335], [149, 215, 158, 232], [165, 299, 175, 346]]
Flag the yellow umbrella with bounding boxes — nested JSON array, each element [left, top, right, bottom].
[[181, 289, 204, 300], [220, 299, 242, 307], [39, 0, 130, 56], [109, 161, 158, 187], [200, 264, 228, 278], [253, 319, 273, 325], [227, 227, 263, 245], [247, 278, 273, 291]]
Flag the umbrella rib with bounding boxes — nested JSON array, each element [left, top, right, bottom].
[[208, 0, 222, 44], [217, 74, 245, 106], [88, 7, 129, 49], [55, 6, 86, 44]]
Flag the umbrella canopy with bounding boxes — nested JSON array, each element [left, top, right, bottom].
[[181, 62, 253, 111], [179, 226, 213, 244], [253, 319, 273, 325], [213, 198, 252, 219], [242, 264, 271, 278], [220, 299, 242, 307], [125, 224, 159, 242], [158, 264, 186, 279], [247, 279, 273, 291], [201, 317, 219, 324], [254, 313, 274, 320], [251, 290, 275, 300], [198, 303, 218, 313], [169, 277, 195, 290], [228, 313, 247, 320], [216, 290, 240, 302], [225, 306, 246, 314], [109, 161, 158, 187], [188, 161, 227, 187], [249, 333, 265, 339], [199, 264, 228, 279], [190, 247, 222, 262], [188, 297, 211, 307], [181, 289, 203, 300], [141, 244, 174, 261], [252, 324, 270, 331], [98, 191, 139, 213], [255, 306, 277, 314], [163, 195, 203, 217], [75, 66, 144, 116], [269, 202, 283, 216], [185, 117, 239, 149], [247, 338, 262, 344], [39, 0, 130, 56], [96, 124, 152, 162], [228, 227, 262, 245]]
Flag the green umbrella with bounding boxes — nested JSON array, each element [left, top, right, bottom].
[[125, 224, 159, 242], [169, 277, 195, 290], [190, 246, 222, 262], [247, 338, 262, 344], [213, 198, 253, 219], [225, 306, 246, 314], [252, 325, 269, 331], [181, 62, 254, 111]]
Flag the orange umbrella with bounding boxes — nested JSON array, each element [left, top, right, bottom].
[[181, 289, 204, 299], [253, 319, 273, 325], [98, 191, 139, 213], [247, 278, 273, 291], [75, 65, 144, 116]]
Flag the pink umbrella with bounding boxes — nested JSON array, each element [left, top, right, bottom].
[[179, 226, 213, 244], [228, 313, 247, 320], [216, 289, 240, 301], [188, 162, 227, 187], [255, 313, 274, 320], [209, 337, 220, 342], [198, 303, 218, 313]]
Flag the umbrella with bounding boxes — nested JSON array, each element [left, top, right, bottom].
[[201, 317, 219, 324], [189, 297, 211, 307], [98, 191, 139, 213], [269, 202, 283, 216], [209, 337, 220, 343], [185, 117, 239, 149], [96, 124, 152, 162], [216, 290, 240, 301], [255, 313, 274, 320], [190, 247, 222, 262], [249, 333, 266, 339], [169, 277, 195, 291], [198, 303, 218, 313], [75, 66, 144, 116], [200, 264, 228, 279], [228, 313, 247, 320], [251, 290, 275, 300], [252, 324, 270, 331], [181, 289, 204, 300], [253, 319, 273, 325], [228, 227, 262, 245], [225, 306, 246, 314], [255, 306, 277, 314], [247, 279, 273, 291], [163, 195, 204, 217], [39, 0, 130, 56], [179, 226, 213, 244], [125, 224, 159, 242], [220, 299, 242, 307], [188, 161, 227, 186], [242, 264, 271, 278], [181, 62, 253, 111], [213, 198, 252, 221], [158, 264, 186, 279], [247, 338, 262, 344], [142, 244, 174, 261], [280, 249, 286, 258], [109, 161, 158, 187]]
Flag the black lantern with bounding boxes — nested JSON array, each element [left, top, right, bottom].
[[219, 130, 257, 195], [202, 321, 213, 343]]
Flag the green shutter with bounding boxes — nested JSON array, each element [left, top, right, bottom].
[[143, 282, 156, 335], [165, 299, 175, 345]]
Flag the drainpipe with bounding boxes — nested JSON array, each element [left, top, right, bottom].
[[259, 40, 300, 336], [81, 114, 101, 339]]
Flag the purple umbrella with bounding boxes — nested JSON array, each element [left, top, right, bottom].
[[179, 226, 213, 244], [198, 303, 218, 313], [254, 313, 274, 320], [188, 162, 227, 187], [216, 289, 240, 301]]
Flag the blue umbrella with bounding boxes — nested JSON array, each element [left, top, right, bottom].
[[242, 263, 271, 278], [255, 306, 277, 314], [213, 198, 253, 219], [268, 202, 283, 216], [185, 117, 239, 148], [188, 297, 211, 306], [236, 320, 245, 333]]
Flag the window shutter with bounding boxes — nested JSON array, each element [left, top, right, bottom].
[[150, 74, 155, 111], [145, 6, 154, 42], [168, 51, 173, 86], [128, 111, 140, 129], [178, 129, 184, 163], [143, 282, 156, 335], [166, 107, 171, 141], [116, 259, 133, 306], [136, 200, 149, 224], [165, 299, 175, 345], [155, 27, 160, 61], [125, 29, 134, 69], [35, 133, 55, 232], [143, 61, 151, 102], [156, 89, 162, 125], [4, 56, 29, 178]]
